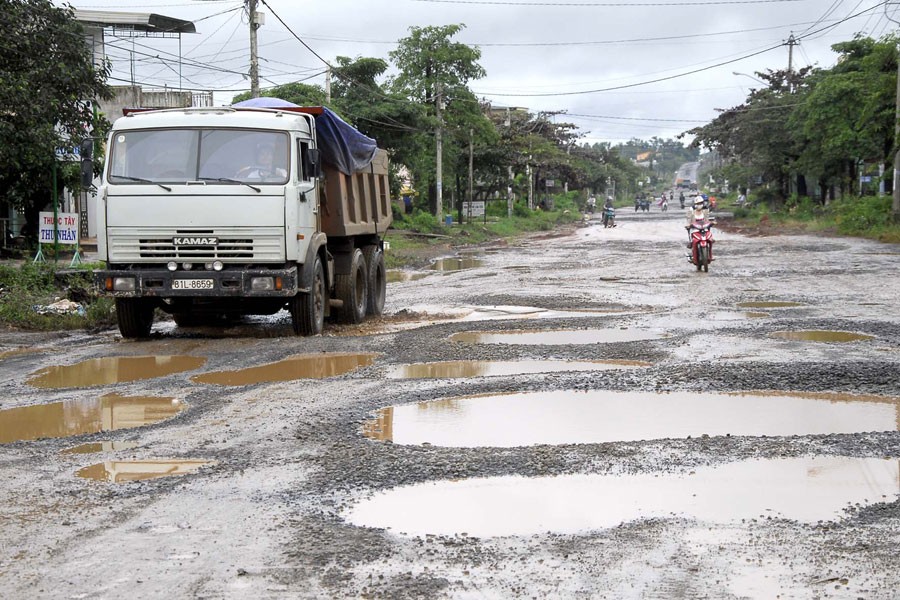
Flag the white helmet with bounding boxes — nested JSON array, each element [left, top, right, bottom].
[[692, 199, 705, 209]]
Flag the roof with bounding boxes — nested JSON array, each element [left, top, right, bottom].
[[74, 9, 196, 34]]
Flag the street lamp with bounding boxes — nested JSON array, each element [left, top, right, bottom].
[[732, 71, 765, 85]]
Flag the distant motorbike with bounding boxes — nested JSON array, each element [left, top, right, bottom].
[[602, 206, 616, 228], [688, 217, 715, 272], [639, 199, 651, 212], [661, 199, 668, 212]]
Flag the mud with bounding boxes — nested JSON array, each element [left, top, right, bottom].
[[1, 211, 899, 599]]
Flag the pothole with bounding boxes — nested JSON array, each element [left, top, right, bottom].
[[450, 329, 664, 345], [430, 257, 484, 271], [190, 352, 378, 386], [770, 330, 875, 343], [0, 394, 184, 444], [61, 441, 141, 455], [76, 459, 215, 483], [345, 457, 900, 537], [27, 356, 206, 388], [385, 360, 650, 379], [736, 301, 805, 309], [362, 390, 900, 446]]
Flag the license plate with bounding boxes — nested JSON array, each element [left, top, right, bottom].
[[172, 279, 214, 290]]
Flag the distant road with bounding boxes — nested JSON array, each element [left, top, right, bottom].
[[675, 161, 699, 186]]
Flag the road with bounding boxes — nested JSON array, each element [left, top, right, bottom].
[[1, 210, 899, 599]]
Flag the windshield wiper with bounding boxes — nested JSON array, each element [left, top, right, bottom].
[[112, 175, 172, 192], [198, 177, 261, 193]]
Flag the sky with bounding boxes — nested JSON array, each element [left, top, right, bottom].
[[61, 0, 900, 146]]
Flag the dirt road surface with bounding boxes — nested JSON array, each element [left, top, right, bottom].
[[1, 210, 899, 599]]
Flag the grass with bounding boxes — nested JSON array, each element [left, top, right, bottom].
[[0, 262, 117, 332], [722, 193, 900, 243], [385, 195, 581, 268]]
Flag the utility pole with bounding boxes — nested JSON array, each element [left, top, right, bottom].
[[248, 0, 261, 98], [468, 128, 474, 223], [894, 38, 900, 221], [325, 67, 332, 104], [435, 82, 443, 223], [785, 33, 798, 93]]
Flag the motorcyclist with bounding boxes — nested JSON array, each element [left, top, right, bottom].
[[685, 198, 710, 248], [679, 191, 685, 208], [587, 194, 597, 215], [602, 196, 614, 226]]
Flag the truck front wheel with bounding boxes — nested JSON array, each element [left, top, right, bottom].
[[116, 298, 154, 339], [334, 248, 368, 324], [292, 256, 325, 335], [362, 245, 386, 316]]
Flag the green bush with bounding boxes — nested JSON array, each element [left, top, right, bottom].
[[829, 195, 892, 235]]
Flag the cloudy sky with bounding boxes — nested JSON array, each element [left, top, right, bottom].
[[63, 0, 899, 145]]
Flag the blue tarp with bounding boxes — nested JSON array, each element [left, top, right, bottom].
[[231, 98, 378, 175]]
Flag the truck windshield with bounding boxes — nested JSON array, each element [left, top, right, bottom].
[[108, 129, 290, 185]]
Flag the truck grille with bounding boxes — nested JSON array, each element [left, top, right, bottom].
[[107, 227, 284, 262]]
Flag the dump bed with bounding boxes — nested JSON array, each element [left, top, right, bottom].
[[320, 148, 392, 238]]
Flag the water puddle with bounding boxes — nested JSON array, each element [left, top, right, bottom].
[[460, 305, 628, 322], [61, 441, 141, 455], [770, 330, 875, 343], [385, 359, 650, 379], [705, 311, 770, 321], [0, 394, 184, 444], [345, 457, 899, 537], [736, 301, 805, 309], [430, 257, 484, 271], [362, 390, 900, 447], [190, 352, 378, 386], [76, 459, 214, 483], [27, 355, 206, 388], [450, 328, 663, 345], [387, 270, 431, 283]]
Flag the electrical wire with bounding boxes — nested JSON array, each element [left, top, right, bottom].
[[410, 0, 806, 5]]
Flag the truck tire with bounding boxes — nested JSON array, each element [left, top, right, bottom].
[[292, 256, 325, 335], [362, 245, 386, 316], [116, 298, 154, 339], [334, 248, 367, 324]]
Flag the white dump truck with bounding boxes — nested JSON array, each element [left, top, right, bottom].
[[90, 100, 391, 338]]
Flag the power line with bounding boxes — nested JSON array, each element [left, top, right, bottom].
[[411, 0, 806, 5], [472, 0, 888, 97]]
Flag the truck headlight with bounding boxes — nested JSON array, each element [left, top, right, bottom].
[[113, 277, 136, 292], [251, 277, 274, 291]]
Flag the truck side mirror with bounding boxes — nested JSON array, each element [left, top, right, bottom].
[[306, 148, 322, 178], [80, 139, 94, 187]]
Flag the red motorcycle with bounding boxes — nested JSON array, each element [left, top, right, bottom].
[[688, 217, 715, 272]]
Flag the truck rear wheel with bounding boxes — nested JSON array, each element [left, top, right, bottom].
[[334, 248, 367, 324], [362, 245, 386, 316], [116, 298, 154, 339], [292, 256, 325, 335]]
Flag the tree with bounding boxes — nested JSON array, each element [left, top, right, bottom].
[[389, 24, 486, 215], [0, 0, 111, 235]]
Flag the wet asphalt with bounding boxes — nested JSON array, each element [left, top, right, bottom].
[[0, 209, 899, 599]]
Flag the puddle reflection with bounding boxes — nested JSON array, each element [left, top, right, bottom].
[[61, 441, 141, 455], [430, 257, 484, 271], [0, 394, 184, 444], [77, 459, 214, 483], [363, 390, 900, 446], [770, 330, 875, 343], [27, 356, 206, 388], [386, 360, 649, 379], [450, 329, 663, 345], [191, 352, 378, 386], [346, 457, 900, 537]]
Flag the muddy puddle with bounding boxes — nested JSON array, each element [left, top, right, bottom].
[[430, 257, 484, 271], [76, 459, 214, 483], [0, 394, 184, 444], [450, 328, 663, 345], [459, 306, 629, 322], [385, 359, 650, 379], [362, 390, 900, 447], [27, 355, 206, 388], [387, 270, 431, 283], [191, 352, 378, 386], [770, 330, 875, 343], [705, 311, 769, 321], [736, 301, 805, 309], [61, 441, 141, 455], [345, 457, 899, 537]]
